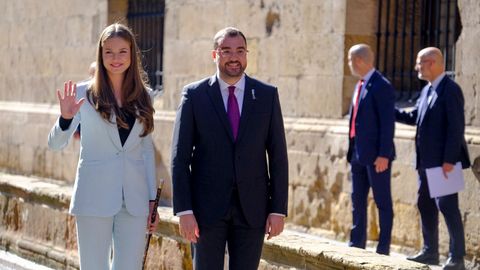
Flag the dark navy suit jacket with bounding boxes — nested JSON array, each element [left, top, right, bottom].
[[396, 76, 470, 169], [171, 75, 289, 228], [347, 70, 396, 164]]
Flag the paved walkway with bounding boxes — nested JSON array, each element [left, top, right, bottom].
[[384, 250, 442, 270], [0, 251, 54, 270], [289, 229, 443, 269], [0, 241, 446, 270]]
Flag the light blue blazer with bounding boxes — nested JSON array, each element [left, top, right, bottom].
[[48, 82, 156, 217]]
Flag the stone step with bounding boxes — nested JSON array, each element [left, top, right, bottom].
[[0, 172, 431, 270], [0, 101, 174, 204], [1, 100, 480, 188]]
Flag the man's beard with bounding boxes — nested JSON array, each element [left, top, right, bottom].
[[221, 61, 245, 77]]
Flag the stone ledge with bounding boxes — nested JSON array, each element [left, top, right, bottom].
[[261, 231, 430, 270], [0, 173, 71, 209], [157, 208, 430, 269], [0, 172, 430, 270], [1, 101, 480, 144], [0, 232, 78, 270]]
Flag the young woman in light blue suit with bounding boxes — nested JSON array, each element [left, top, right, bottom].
[[48, 23, 158, 270]]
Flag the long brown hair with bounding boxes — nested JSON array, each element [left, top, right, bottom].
[[88, 23, 154, 137]]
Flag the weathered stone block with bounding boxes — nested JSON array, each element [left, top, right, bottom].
[[390, 202, 421, 248], [226, 1, 265, 39], [177, 3, 223, 42], [144, 235, 192, 270], [346, 0, 377, 35]]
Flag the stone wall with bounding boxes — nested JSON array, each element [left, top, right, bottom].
[[0, 0, 107, 104], [160, 0, 346, 118], [0, 101, 175, 203], [284, 118, 480, 261], [344, 0, 377, 114], [456, 0, 480, 126]]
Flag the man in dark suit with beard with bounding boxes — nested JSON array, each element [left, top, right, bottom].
[[171, 27, 289, 270]]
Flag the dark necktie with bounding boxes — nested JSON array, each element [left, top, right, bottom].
[[350, 79, 365, 138], [227, 86, 240, 140], [418, 85, 433, 125]]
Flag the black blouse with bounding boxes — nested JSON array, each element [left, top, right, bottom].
[[59, 108, 136, 146]]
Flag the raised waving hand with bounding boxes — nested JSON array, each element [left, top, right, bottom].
[[56, 81, 85, 119]]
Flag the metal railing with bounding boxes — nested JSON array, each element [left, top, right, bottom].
[[376, 0, 461, 103], [127, 0, 165, 94]]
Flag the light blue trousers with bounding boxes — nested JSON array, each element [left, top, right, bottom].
[[75, 205, 148, 270]]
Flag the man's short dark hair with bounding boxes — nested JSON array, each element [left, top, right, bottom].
[[213, 27, 247, 49]]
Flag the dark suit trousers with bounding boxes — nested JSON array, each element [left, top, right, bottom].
[[417, 169, 465, 259], [349, 149, 393, 255], [192, 191, 265, 270]]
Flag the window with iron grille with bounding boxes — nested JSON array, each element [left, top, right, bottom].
[[127, 0, 165, 93], [376, 0, 461, 104]]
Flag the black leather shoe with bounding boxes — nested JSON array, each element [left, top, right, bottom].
[[406, 250, 439, 265], [442, 257, 465, 270]]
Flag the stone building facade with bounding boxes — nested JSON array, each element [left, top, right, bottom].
[[0, 0, 479, 267]]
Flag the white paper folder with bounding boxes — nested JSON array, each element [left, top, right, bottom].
[[425, 162, 465, 198]]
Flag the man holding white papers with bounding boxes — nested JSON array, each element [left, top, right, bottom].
[[396, 47, 470, 270]]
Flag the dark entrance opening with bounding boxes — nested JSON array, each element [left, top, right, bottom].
[[376, 0, 461, 104], [127, 0, 165, 94]]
